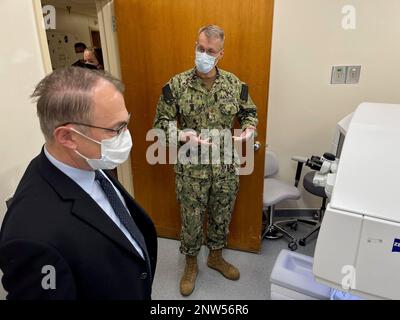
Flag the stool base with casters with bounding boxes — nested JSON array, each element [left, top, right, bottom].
[[262, 205, 298, 251]]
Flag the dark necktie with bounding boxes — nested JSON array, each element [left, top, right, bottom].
[[94, 170, 152, 282]]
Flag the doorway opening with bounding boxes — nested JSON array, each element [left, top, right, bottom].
[[41, 0, 103, 71]]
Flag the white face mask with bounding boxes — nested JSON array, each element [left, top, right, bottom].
[[72, 128, 132, 170], [195, 50, 217, 74]]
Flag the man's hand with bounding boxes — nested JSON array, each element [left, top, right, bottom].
[[233, 127, 256, 142], [179, 130, 212, 146]]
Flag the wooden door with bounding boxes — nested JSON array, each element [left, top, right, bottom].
[[91, 30, 101, 48], [115, 0, 273, 252]]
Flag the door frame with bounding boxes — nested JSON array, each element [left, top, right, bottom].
[[33, 0, 53, 74], [95, 0, 134, 196]]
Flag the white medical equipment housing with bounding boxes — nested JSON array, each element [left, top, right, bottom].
[[313, 102, 400, 300]]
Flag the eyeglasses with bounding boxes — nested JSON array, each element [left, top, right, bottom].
[[61, 113, 131, 136], [195, 43, 222, 56]]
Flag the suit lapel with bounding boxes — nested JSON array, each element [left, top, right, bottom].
[[37, 148, 144, 261], [102, 170, 158, 280], [70, 197, 144, 261]]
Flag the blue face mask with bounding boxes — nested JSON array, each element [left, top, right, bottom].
[[195, 51, 217, 74]]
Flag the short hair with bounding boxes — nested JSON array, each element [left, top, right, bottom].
[[31, 67, 124, 142], [198, 25, 225, 47], [74, 42, 87, 49]]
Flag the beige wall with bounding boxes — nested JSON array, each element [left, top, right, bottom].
[[267, 0, 400, 209], [47, 6, 98, 48], [0, 0, 51, 299]]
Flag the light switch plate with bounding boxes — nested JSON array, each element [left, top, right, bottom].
[[346, 65, 361, 84], [331, 66, 347, 84]]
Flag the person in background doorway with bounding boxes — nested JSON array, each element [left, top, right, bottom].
[[84, 47, 104, 70], [72, 42, 87, 67]]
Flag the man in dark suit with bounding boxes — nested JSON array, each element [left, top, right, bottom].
[[0, 67, 157, 299]]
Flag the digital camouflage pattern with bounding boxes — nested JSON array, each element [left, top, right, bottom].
[[153, 67, 258, 180], [153, 67, 257, 255], [176, 174, 239, 255]]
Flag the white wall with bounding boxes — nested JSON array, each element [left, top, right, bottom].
[[48, 6, 98, 48], [0, 0, 50, 299], [267, 0, 400, 209]]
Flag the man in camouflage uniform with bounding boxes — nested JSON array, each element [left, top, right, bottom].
[[153, 25, 258, 296]]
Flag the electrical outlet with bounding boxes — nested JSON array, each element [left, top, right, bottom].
[[331, 66, 347, 84], [346, 65, 361, 84]]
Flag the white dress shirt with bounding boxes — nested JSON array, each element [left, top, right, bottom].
[[44, 147, 144, 259]]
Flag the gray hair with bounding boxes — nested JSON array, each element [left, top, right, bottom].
[[31, 66, 124, 142], [198, 25, 225, 47]]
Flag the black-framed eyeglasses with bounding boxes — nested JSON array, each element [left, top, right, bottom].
[[61, 113, 131, 136]]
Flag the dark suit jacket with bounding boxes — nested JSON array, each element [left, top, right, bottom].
[[0, 149, 157, 300]]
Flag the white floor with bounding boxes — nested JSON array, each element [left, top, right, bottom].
[[152, 221, 317, 300]]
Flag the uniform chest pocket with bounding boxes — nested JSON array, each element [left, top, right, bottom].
[[180, 103, 203, 116], [220, 103, 239, 116]]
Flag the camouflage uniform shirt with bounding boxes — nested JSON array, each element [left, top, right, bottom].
[[153, 67, 258, 179]]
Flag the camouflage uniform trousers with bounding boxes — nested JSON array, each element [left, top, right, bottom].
[[176, 173, 239, 256]]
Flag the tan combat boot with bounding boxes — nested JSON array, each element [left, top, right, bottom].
[[180, 255, 198, 296], [207, 249, 240, 280]]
